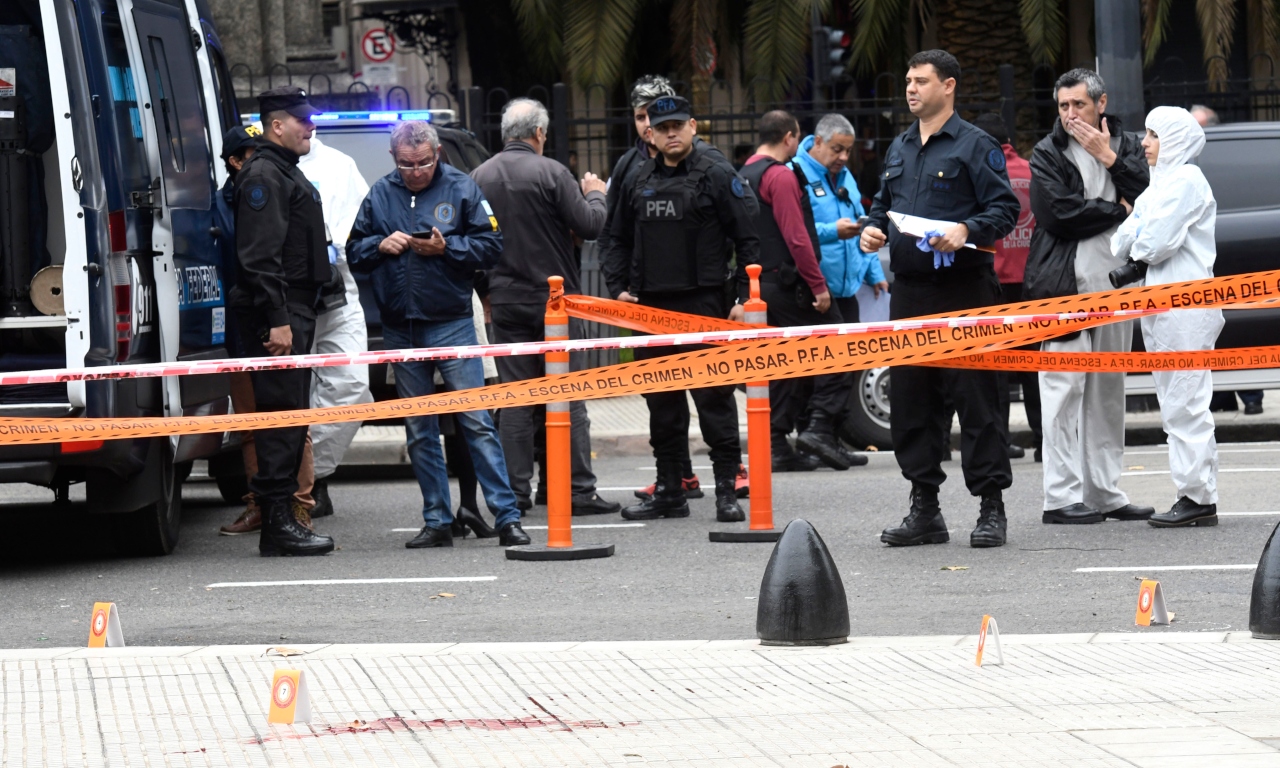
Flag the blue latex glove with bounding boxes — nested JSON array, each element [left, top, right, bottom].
[[916, 230, 954, 269]]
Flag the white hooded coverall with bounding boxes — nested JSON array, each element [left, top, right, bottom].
[[298, 135, 375, 479], [1111, 106, 1223, 505]]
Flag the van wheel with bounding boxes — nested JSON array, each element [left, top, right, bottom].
[[216, 472, 250, 505], [111, 441, 183, 557], [840, 367, 893, 451]]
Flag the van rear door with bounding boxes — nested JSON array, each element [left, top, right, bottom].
[[119, 0, 229, 433]]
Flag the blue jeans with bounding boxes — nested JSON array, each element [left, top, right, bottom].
[[383, 318, 520, 531]]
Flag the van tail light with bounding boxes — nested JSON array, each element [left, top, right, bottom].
[[61, 440, 104, 453], [114, 283, 131, 362], [108, 210, 128, 253]]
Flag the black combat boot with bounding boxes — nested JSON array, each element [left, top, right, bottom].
[[881, 484, 949, 546], [310, 476, 334, 518], [714, 473, 746, 523], [970, 492, 1008, 548], [622, 462, 690, 520], [259, 500, 335, 557], [772, 435, 821, 472], [796, 412, 852, 470]]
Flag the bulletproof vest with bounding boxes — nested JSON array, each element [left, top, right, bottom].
[[738, 157, 821, 275], [629, 146, 731, 293]]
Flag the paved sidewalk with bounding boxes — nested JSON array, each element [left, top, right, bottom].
[[7, 633, 1280, 767]]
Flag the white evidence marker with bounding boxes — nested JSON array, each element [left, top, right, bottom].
[[975, 615, 1002, 667]]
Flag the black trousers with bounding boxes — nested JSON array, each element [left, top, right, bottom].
[[762, 279, 853, 440], [635, 288, 741, 478], [237, 305, 317, 507], [889, 270, 1012, 496], [490, 302, 598, 500], [997, 282, 1043, 447]]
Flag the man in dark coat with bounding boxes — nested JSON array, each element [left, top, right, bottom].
[[1024, 68, 1154, 527]]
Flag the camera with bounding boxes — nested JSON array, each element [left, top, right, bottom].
[[1108, 259, 1148, 288]]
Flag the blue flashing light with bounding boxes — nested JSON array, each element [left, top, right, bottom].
[[241, 110, 445, 125]]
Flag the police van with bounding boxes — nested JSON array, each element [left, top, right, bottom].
[[1, 0, 241, 554]]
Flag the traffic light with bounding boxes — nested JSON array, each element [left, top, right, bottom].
[[812, 26, 851, 87], [827, 28, 851, 82]]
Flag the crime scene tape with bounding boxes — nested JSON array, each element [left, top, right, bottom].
[[0, 309, 1158, 387], [563, 295, 757, 333], [0, 311, 1141, 444], [4, 270, 1275, 387], [940, 346, 1280, 373]]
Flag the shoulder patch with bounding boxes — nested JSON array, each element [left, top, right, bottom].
[[480, 199, 494, 216], [731, 176, 745, 198], [245, 183, 269, 211], [987, 148, 1007, 172], [434, 201, 456, 224]]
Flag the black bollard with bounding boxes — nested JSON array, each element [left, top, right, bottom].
[[756, 519, 849, 646], [1250, 520, 1280, 639]]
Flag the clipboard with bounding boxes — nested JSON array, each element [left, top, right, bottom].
[[888, 211, 996, 254]]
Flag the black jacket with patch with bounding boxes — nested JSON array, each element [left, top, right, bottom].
[[231, 140, 330, 328]]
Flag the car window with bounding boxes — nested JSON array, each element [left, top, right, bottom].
[[1198, 138, 1280, 212], [318, 128, 394, 187]]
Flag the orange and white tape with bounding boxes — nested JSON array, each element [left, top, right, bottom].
[[0, 310, 1142, 444]]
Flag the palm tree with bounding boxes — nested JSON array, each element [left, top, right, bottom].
[[508, 0, 827, 105], [850, 0, 1279, 89]]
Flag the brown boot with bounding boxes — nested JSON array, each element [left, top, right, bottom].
[[219, 500, 262, 535], [291, 500, 314, 531]]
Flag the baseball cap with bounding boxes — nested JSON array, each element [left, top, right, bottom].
[[220, 124, 262, 160], [257, 85, 321, 120], [647, 96, 693, 126]]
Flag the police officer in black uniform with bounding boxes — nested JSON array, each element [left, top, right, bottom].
[[860, 50, 1020, 548], [231, 86, 335, 557], [604, 96, 761, 523]]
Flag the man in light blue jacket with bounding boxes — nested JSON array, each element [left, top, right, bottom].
[[792, 114, 889, 322]]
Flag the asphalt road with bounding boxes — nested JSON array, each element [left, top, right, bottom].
[[3, 440, 1279, 648]]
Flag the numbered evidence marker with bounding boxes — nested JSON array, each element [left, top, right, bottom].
[[974, 614, 1003, 666], [87, 602, 125, 648], [1135, 579, 1171, 626], [267, 669, 312, 724]]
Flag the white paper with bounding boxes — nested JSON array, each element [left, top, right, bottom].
[[888, 211, 988, 252]]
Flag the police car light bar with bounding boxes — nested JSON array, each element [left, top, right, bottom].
[[240, 109, 455, 125]]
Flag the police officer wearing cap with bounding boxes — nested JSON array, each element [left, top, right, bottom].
[[603, 95, 761, 524], [859, 50, 1020, 549], [231, 85, 335, 557]]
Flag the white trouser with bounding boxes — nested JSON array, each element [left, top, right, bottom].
[[1142, 309, 1224, 505], [1040, 320, 1132, 511], [310, 259, 372, 479]]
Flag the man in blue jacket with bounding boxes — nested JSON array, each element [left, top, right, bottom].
[[792, 114, 889, 324], [347, 120, 530, 550]]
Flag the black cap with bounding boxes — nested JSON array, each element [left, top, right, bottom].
[[647, 95, 693, 126], [257, 85, 320, 120], [220, 124, 262, 160]]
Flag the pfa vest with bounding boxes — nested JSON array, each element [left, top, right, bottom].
[[738, 157, 821, 276], [629, 146, 732, 293]]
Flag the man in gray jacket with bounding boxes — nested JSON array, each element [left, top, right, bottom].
[[471, 98, 621, 516]]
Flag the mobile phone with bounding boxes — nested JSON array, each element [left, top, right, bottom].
[[856, 215, 870, 228], [411, 231, 434, 239]]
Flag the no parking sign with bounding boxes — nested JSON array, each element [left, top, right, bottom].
[[361, 28, 395, 62]]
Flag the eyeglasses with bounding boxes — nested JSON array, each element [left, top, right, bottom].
[[396, 160, 436, 172]]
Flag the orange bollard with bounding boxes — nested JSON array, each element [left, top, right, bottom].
[[710, 264, 782, 543], [506, 277, 614, 561]]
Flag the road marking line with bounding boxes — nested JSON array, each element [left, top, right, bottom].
[[521, 523, 645, 530], [205, 577, 498, 588], [1123, 468, 1280, 476], [1075, 565, 1255, 573], [1220, 511, 1280, 516]]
